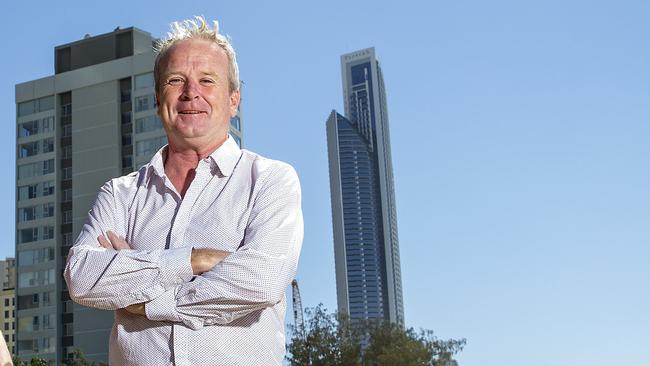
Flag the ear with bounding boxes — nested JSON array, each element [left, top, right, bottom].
[[229, 89, 241, 117]]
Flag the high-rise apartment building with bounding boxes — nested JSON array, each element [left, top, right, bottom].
[[15, 27, 244, 364], [0, 258, 16, 356], [327, 47, 404, 326]]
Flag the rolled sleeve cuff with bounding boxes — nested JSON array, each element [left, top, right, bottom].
[[145, 288, 182, 323], [158, 246, 193, 289]]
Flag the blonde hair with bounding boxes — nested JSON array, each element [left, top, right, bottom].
[[154, 16, 240, 94]]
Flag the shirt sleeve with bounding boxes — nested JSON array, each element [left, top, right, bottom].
[[145, 163, 303, 330], [64, 180, 194, 311]]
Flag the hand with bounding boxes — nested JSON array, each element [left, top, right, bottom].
[[125, 302, 146, 316], [191, 248, 231, 275], [98, 230, 131, 250]]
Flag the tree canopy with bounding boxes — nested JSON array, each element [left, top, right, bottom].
[[287, 305, 466, 366]]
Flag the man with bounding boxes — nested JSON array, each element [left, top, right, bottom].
[[64, 16, 303, 366]]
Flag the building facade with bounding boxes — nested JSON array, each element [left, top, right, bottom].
[[15, 27, 243, 364], [0, 258, 16, 356], [327, 47, 404, 326]]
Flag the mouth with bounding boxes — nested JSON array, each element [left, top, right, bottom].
[[178, 110, 206, 115]]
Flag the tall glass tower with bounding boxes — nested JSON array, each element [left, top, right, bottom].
[[326, 47, 404, 326]]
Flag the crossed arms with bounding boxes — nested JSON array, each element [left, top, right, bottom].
[[64, 163, 303, 330]]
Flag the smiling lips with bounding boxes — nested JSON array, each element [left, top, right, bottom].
[[178, 110, 206, 114]]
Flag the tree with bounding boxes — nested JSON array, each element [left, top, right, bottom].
[[287, 305, 466, 366], [12, 348, 106, 366]]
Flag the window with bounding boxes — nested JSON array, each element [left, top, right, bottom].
[[42, 203, 54, 218], [18, 339, 36, 353], [18, 120, 39, 137], [42, 159, 54, 174], [3, 299, 7, 307], [18, 181, 54, 201], [4, 311, 8, 318], [42, 314, 53, 330], [62, 145, 72, 159], [135, 73, 154, 89], [18, 294, 38, 310], [42, 137, 54, 153], [62, 124, 72, 137], [41, 116, 54, 133], [17, 159, 54, 179], [136, 136, 167, 157], [42, 181, 54, 196], [18, 227, 38, 244], [43, 226, 54, 240], [135, 95, 155, 112], [17, 96, 54, 117], [62, 211, 72, 224], [62, 167, 72, 180], [19, 141, 39, 158], [135, 115, 163, 133], [42, 292, 52, 306], [18, 268, 55, 288], [19, 248, 54, 265], [18, 207, 36, 222]]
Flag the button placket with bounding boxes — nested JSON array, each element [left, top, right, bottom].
[[168, 160, 213, 250]]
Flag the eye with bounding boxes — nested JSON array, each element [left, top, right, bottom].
[[200, 78, 216, 85], [167, 77, 184, 86]]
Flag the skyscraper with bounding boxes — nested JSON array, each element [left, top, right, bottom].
[[327, 47, 404, 326], [15, 27, 243, 364]]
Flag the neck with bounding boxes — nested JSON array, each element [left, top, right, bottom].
[[164, 136, 227, 197]]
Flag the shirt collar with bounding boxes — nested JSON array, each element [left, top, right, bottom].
[[204, 135, 241, 177], [146, 135, 241, 182]]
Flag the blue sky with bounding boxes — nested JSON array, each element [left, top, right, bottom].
[[2, 1, 649, 365]]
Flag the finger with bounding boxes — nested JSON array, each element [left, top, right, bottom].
[[108, 230, 131, 250], [97, 235, 111, 249]]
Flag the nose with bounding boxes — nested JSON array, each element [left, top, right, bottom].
[[180, 79, 200, 100]]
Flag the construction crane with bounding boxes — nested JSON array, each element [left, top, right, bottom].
[[291, 279, 305, 338]]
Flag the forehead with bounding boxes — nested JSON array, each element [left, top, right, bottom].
[[160, 39, 228, 72]]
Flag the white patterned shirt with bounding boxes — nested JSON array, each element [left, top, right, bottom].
[[64, 136, 303, 365]]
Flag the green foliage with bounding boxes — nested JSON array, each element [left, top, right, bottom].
[[12, 348, 107, 366], [11, 356, 47, 366], [287, 304, 466, 366], [63, 348, 107, 366]]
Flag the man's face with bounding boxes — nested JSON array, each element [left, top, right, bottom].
[[156, 39, 240, 151]]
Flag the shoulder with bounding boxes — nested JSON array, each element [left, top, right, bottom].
[[239, 149, 299, 186], [99, 165, 149, 197]]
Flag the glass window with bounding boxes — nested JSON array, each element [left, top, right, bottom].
[[42, 291, 52, 306], [17, 101, 35, 117], [61, 103, 72, 117], [17, 96, 54, 117], [17, 294, 38, 310], [18, 339, 36, 353], [18, 228, 38, 244], [42, 137, 54, 153], [42, 203, 54, 218], [18, 120, 39, 137], [18, 206, 36, 222], [42, 159, 54, 174], [19, 141, 39, 158], [18, 163, 37, 179], [37, 96, 54, 112], [135, 95, 155, 112], [136, 136, 167, 157], [41, 116, 54, 133], [135, 72, 154, 89], [43, 226, 54, 240], [135, 115, 163, 133]]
